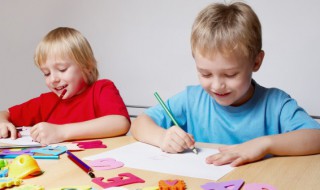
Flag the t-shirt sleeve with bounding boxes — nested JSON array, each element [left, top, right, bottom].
[[279, 97, 320, 132], [145, 90, 188, 131], [8, 97, 43, 126], [94, 80, 130, 121]]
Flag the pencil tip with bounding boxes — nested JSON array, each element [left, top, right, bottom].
[[89, 171, 95, 178], [192, 147, 198, 154]]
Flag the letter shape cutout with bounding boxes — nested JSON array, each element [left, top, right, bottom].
[[243, 183, 277, 190], [92, 172, 145, 188], [201, 179, 244, 190], [31, 146, 67, 156], [89, 158, 124, 170]]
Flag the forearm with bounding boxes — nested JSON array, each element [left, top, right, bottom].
[[62, 115, 130, 141], [131, 114, 166, 147], [266, 129, 320, 156]]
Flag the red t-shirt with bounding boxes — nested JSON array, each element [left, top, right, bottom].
[[9, 79, 130, 126]]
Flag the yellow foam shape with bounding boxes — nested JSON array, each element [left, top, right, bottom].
[[8, 154, 42, 179], [50, 185, 91, 190], [12, 184, 45, 190], [0, 177, 22, 188]]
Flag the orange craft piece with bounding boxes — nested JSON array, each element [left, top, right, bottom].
[[159, 180, 186, 190]]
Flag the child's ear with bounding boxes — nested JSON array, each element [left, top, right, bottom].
[[253, 50, 265, 72]]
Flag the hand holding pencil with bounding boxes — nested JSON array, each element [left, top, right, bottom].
[[154, 92, 198, 154], [160, 125, 197, 154]]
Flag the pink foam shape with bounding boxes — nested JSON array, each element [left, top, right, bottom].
[[92, 172, 145, 188], [89, 158, 124, 170], [164, 180, 178, 186], [74, 140, 107, 149]]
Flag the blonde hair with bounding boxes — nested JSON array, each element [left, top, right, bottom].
[[34, 27, 99, 85], [191, 2, 262, 60]]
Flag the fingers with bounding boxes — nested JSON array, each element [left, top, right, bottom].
[[0, 127, 10, 138], [31, 129, 48, 146], [30, 123, 54, 146], [30, 124, 37, 136], [206, 152, 239, 166], [187, 134, 196, 148], [0, 123, 17, 139], [230, 157, 247, 167], [30, 125, 40, 143], [162, 130, 186, 153], [173, 127, 195, 148], [206, 151, 250, 167], [161, 126, 195, 153], [8, 124, 19, 139]]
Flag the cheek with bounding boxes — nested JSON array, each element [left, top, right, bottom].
[[61, 71, 73, 80], [228, 79, 242, 88], [231, 76, 251, 91], [198, 77, 210, 89], [67, 67, 84, 81], [44, 78, 51, 87]]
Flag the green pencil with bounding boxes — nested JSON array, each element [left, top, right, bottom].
[[154, 92, 198, 154]]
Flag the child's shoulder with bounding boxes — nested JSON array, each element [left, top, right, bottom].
[[39, 91, 57, 99], [256, 82, 292, 102], [94, 79, 114, 85], [91, 79, 117, 89], [90, 79, 122, 96]]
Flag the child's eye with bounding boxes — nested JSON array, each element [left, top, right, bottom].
[[44, 73, 50, 77], [200, 73, 212, 78], [225, 73, 237, 78], [59, 68, 67, 72]]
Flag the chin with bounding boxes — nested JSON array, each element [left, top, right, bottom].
[[215, 99, 232, 107], [212, 95, 233, 106]]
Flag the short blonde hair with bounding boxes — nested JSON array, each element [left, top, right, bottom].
[[191, 2, 262, 60], [34, 27, 98, 85]]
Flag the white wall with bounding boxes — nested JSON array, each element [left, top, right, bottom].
[[1, 0, 319, 116]]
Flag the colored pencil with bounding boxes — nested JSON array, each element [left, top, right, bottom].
[[66, 150, 95, 178], [45, 89, 67, 121], [0, 154, 59, 159], [154, 92, 198, 154]]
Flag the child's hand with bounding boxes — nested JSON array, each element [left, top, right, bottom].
[[206, 137, 271, 166], [30, 122, 65, 145], [159, 125, 195, 153], [0, 122, 18, 139]]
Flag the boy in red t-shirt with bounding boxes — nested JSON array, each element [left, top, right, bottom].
[[0, 27, 130, 145]]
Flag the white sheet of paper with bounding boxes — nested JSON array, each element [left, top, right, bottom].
[[0, 127, 41, 148], [84, 142, 234, 180]]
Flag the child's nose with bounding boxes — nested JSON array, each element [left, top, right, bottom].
[[211, 77, 226, 91], [50, 74, 60, 83]]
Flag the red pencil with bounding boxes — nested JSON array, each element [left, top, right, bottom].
[[45, 89, 67, 121], [66, 150, 95, 178]]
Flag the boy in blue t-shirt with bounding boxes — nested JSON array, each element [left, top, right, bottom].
[[131, 2, 320, 166]]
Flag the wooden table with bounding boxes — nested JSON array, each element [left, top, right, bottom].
[[19, 136, 320, 189]]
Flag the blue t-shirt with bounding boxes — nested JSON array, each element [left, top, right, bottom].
[[145, 81, 320, 144]]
